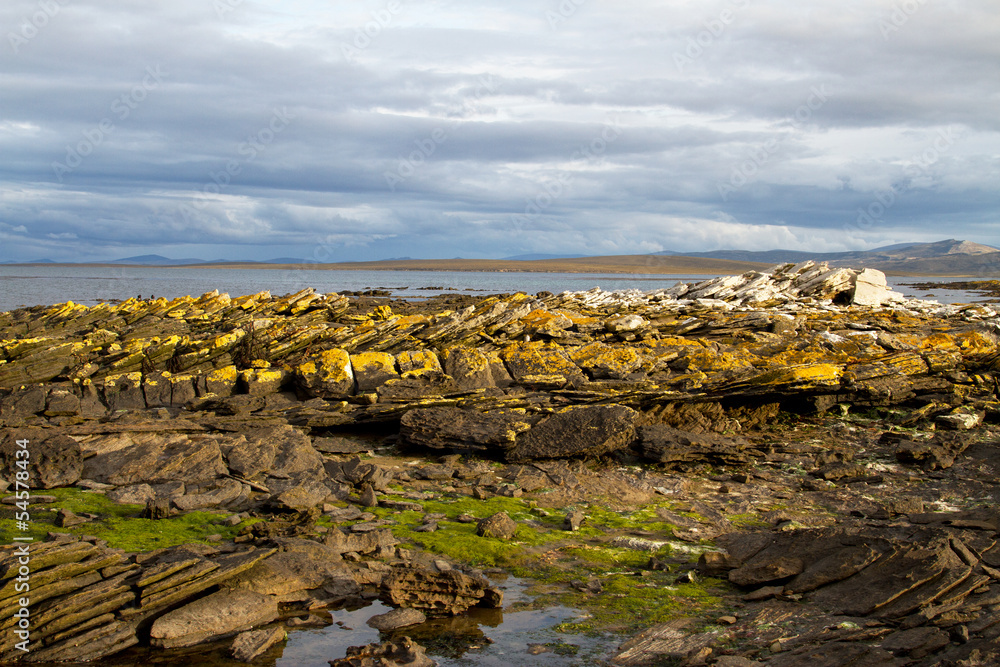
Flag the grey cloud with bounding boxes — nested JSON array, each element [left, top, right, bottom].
[[1, 0, 998, 262]]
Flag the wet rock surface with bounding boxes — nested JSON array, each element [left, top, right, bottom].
[[0, 269, 999, 664]]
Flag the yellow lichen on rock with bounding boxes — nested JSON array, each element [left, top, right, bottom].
[[570, 342, 642, 379], [297, 348, 355, 396], [397, 350, 442, 378], [501, 341, 583, 384]]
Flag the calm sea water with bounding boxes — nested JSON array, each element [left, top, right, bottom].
[[0, 264, 987, 313]]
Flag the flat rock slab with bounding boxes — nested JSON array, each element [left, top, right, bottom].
[[82, 432, 227, 486], [150, 589, 278, 649], [366, 607, 427, 632]]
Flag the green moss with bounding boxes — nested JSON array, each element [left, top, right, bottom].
[[552, 574, 728, 634], [393, 520, 557, 567], [0, 488, 263, 552], [727, 512, 770, 528], [562, 545, 660, 569]]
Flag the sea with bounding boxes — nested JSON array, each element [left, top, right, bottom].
[[0, 264, 990, 313]]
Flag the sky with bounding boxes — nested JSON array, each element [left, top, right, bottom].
[[1, 0, 998, 263]]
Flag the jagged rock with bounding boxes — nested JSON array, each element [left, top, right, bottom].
[[103, 372, 147, 411], [851, 268, 896, 307], [231, 627, 287, 662], [0, 428, 82, 488], [366, 607, 427, 632], [150, 589, 278, 648], [0, 385, 47, 419], [381, 566, 502, 616], [476, 512, 517, 539], [336, 456, 393, 490], [508, 405, 637, 461], [330, 636, 436, 667], [143, 497, 172, 519]]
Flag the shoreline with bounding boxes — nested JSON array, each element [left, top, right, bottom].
[[3, 256, 992, 278], [2, 263, 999, 665]]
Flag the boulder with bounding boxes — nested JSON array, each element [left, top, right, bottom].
[[296, 348, 356, 397], [0, 428, 83, 489], [225, 425, 325, 480], [851, 268, 892, 306], [443, 347, 496, 390], [476, 512, 517, 540], [508, 405, 637, 461]]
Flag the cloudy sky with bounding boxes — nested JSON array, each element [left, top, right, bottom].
[[1, 0, 998, 263]]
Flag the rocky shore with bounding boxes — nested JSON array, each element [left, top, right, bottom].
[[1, 261, 999, 666]]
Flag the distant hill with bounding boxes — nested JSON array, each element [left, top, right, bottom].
[[109, 255, 209, 266], [662, 239, 1000, 276], [503, 253, 588, 261], [4, 239, 997, 277]]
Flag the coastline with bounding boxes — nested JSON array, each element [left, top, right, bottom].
[[1, 262, 999, 665]]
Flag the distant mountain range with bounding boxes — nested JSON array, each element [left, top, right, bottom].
[[4, 240, 999, 276], [663, 239, 1000, 275]]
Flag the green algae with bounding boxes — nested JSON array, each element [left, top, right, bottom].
[[0, 487, 263, 552]]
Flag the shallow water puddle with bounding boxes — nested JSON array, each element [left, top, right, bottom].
[[279, 578, 618, 666], [97, 578, 620, 667]]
